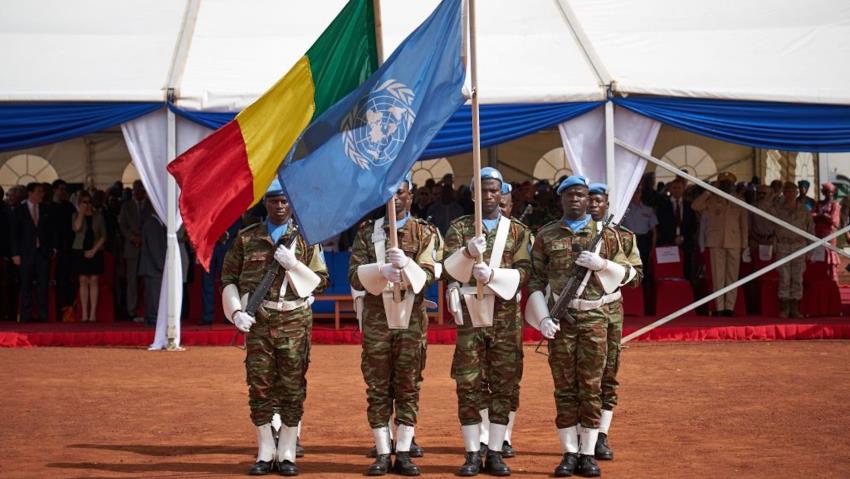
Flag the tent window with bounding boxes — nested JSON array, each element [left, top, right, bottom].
[[0, 154, 58, 190], [657, 145, 717, 184], [764, 150, 816, 200], [122, 162, 141, 188], [412, 158, 453, 187], [534, 147, 572, 183]]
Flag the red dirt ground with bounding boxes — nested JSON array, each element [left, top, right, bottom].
[[2, 342, 849, 478]]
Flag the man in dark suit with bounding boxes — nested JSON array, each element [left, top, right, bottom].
[[0, 186, 16, 321], [51, 179, 77, 318], [656, 178, 698, 281], [10, 182, 55, 322], [118, 180, 152, 321], [138, 214, 166, 326]]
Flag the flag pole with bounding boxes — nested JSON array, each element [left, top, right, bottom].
[[373, 0, 402, 302], [468, 0, 484, 299]]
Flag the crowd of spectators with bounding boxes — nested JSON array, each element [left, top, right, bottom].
[[1, 170, 845, 324], [1, 179, 205, 324]]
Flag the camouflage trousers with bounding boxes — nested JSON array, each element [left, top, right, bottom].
[[245, 308, 312, 427], [601, 301, 624, 411], [548, 303, 610, 429], [453, 316, 522, 426], [273, 319, 313, 418], [361, 305, 428, 429], [776, 243, 806, 300], [479, 348, 524, 412]]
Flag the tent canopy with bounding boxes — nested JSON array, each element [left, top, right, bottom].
[[4, 0, 848, 107]]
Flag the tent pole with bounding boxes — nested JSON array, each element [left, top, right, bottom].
[[617, 139, 850, 260], [604, 100, 615, 207], [623, 222, 850, 342], [165, 92, 180, 351]]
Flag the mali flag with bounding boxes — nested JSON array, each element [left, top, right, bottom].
[[168, 0, 378, 269]]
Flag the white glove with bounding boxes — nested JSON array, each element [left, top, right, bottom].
[[447, 284, 464, 326], [472, 262, 492, 284], [380, 263, 401, 283], [233, 311, 255, 333], [274, 245, 298, 270], [540, 317, 560, 339], [575, 251, 606, 271], [387, 247, 410, 268], [466, 236, 486, 258], [742, 247, 752, 263]]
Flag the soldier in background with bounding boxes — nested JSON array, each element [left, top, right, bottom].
[[349, 173, 439, 476], [771, 182, 814, 318], [691, 172, 749, 317], [220, 180, 328, 476], [525, 176, 631, 478], [587, 183, 642, 462], [443, 167, 531, 476]]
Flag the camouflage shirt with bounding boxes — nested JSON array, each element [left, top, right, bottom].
[[444, 215, 531, 327], [444, 214, 532, 290], [770, 201, 814, 246], [348, 216, 440, 308], [529, 219, 631, 302], [221, 221, 329, 303]]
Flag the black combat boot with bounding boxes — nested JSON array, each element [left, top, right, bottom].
[[484, 450, 511, 476], [554, 453, 579, 477], [594, 433, 613, 460], [409, 437, 424, 458], [501, 440, 515, 458], [577, 454, 601, 477], [393, 451, 421, 476], [277, 460, 298, 476], [367, 454, 392, 476], [479, 442, 489, 456], [249, 460, 275, 475], [458, 451, 482, 476]]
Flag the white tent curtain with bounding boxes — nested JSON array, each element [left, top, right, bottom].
[[121, 109, 213, 349], [559, 104, 661, 222]]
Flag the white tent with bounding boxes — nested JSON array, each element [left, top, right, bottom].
[[2, 0, 850, 345], [6, 0, 849, 106]]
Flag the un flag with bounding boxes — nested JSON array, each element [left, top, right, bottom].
[[279, 0, 466, 245]]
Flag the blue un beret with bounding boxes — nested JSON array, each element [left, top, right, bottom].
[[471, 167, 504, 191], [265, 178, 284, 197], [556, 175, 590, 195], [501, 182, 512, 195], [588, 182, 608, 195]]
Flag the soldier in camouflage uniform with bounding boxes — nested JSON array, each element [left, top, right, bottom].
[[473, 182, 524, 459], [770, 181, 814, 318], [444, 167, 531, 476], [221, 180, 328, 476], [587, 183, 642, 461], [525, 176, 631, 478], [349, 175, 439, 476]]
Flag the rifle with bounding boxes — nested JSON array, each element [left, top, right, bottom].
[[517, 204, 533, 224], [549, 214, 614, 328], [244, 236, 290, 317]]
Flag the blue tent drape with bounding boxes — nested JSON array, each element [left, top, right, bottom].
[[421, 102, 602, 158], [614, 97, 850, 153], [0, 102, 163, 152], [169, 102, 604, 159]]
